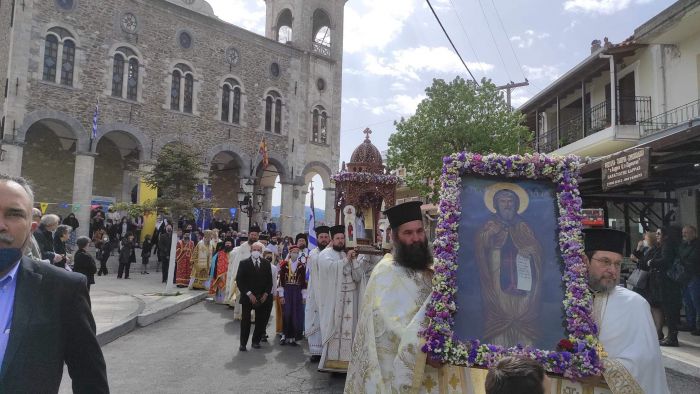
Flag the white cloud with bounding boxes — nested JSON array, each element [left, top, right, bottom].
[[343, 94, 425, 116], [362, 46, 493, 81], [510, 30, 550, 48], [391, 82, 408, 91], [208, 0, 266, 34], [344, 0, 418, 54], [563, 0, 653, 15], [523, 65, 560, 81]]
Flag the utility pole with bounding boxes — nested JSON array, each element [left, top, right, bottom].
[[497, 79, 529, 109]]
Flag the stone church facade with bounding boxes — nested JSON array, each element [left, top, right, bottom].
[[0, 0, 345, 236]]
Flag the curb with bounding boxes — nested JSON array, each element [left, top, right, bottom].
[[95, 292, 207, 346], [137, 292, 208, 327], [663, 354, 700, 379]]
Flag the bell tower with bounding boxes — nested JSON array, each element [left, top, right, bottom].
[[264, 0, 347, 61]]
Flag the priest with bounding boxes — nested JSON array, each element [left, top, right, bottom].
[[175, 232, 195, 288], [317, 225, 361, 372], [582, 228, 669, 394], [345, 201, 464, 393], [226, 226, 260, 319], [209, 238, 233, 304], [189, 230, 213, 290], [305, 225, 331, 362]]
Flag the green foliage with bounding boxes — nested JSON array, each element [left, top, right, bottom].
[[141, 143, 210, 227], [387, 77, 531, 201]]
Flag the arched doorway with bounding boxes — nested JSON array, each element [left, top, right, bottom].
[[209, 151, 244, 223], [93, 130, 142, 204], [20, 119, 78, 217]]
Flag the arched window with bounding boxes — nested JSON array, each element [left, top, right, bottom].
[[276, 9, 293, 44], [43, 35, 59, 82], [264, 91, 283, 133], [312, 105, 329, 144], [43, 27, 76, 86], [171, 63, 194, 113], [111, 46, 140, 101], [220, 78, 241, 124], [312, 9, 331, 56]]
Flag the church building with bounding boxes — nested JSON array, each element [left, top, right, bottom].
[[0, 0, 344, 236]]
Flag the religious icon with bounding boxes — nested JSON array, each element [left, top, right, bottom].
[[343, 205, 357, 247], [454, 177, 565, 350], [377, 218, 390, 250]]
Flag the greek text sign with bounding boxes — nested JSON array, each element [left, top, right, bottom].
[[602, 148, 650, 190]]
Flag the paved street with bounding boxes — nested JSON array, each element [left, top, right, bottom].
[[60, 301, 346, 394], [56, 299, 700, 394]]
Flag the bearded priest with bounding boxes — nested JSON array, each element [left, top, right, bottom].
[[345, 201, 465, 393], [317, 225, 362, 372]]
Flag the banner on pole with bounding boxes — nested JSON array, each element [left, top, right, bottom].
[[40, 203, 49, 214]]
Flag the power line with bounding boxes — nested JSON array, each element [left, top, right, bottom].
[[488, 0, 527, 82], [447, 0, 483, 70], [475, 0, 512, 81], [425, 0, 479, 84]]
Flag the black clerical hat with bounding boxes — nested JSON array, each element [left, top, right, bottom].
[[224, 237, 235, 244], [384, 201, 423, 228], [330, 225, 345, 236], [315, 225, 330, 235], [260, 233, 270, 241], [295, 233, 307, 243], [249, 225, 261, 234], [583, 228, 627, 255]]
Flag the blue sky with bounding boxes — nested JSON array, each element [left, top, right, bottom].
[[207, 0, 674, 210]]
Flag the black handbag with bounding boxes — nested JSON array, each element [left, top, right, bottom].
[[667, 257, 691, 284], [627, 268, 650, 289]]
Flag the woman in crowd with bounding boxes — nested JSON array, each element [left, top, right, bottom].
[[141, 234, 152, 274], [632, 230, 664, 337], [650, 225, 683, 346], [62, 213, 80, 252], [53, 224, 72, 269], [73, 236, 97, 292]]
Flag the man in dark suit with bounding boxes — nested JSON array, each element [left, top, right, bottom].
[[236, 241, 273, 351], [0, 174, 109, 393]]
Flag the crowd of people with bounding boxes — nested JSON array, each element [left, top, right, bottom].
[[629, 225, 700, 346], [0, 172, 677, 393]]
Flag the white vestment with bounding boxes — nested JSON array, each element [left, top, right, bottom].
[[305, 246, 324, 356], [352, 253, 383, 305], [594, 286, 669, 394], [317, 247, 360, 372], [225, 242, 251, 320], [345, 255, 465, 393]]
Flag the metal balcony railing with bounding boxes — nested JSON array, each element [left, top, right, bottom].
[[535, 96, 652, 153], [639, 98, 700, 138]]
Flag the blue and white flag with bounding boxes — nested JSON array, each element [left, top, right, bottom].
[[308, 185, 317, 250], [91, 98, 100, 140]]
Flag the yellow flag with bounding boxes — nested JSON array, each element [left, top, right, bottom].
[[40, 202, 49, 214], [212, 208, 220, 215]]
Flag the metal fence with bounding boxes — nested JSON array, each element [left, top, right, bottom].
[[312, 42, 331, 57], [535, 96, 652, 153], [639, 98, 700, 138]]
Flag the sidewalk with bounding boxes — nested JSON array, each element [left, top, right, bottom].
[[662, 331, 700, 378], [87, 253, 208, 345]]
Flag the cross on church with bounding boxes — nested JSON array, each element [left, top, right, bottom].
[[363, 128, 372, 140]]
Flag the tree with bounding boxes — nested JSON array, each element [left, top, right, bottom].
[[387, 77, 530, 201], [142, 142, 207, 220]]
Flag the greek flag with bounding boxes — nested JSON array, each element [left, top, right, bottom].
[[91, 98, 100, 139], [308, 185, 317, 249]]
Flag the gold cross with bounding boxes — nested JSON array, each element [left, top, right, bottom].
[[423, 375, 436, 392]]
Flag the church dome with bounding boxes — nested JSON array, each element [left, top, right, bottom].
[[348, 128, 385, 174]]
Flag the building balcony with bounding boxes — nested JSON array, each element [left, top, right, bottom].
[[640, 98, 700, 139], [536, 96, 651, 157]]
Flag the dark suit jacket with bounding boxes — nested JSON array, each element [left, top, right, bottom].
[[33, 225, 57, 262], [0, 258, 109, 393], [73, 249, 97, 285], [235, 257, 273, 306]]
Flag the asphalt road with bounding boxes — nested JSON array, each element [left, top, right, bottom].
[[61, 301, 346, 394], [60, 301, 699, 394]]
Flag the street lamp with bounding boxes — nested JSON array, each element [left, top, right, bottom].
[[238, 184, 265, 231]]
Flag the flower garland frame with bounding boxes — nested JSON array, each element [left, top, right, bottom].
[[420, 152, 604, 378]]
